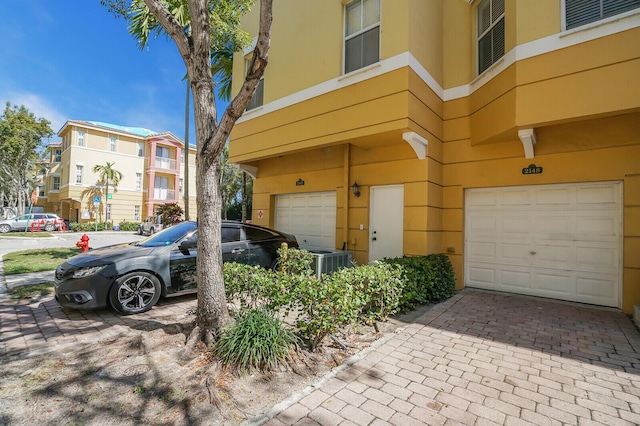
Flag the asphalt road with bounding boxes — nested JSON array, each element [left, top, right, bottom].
[[0, 231, 146, 256]]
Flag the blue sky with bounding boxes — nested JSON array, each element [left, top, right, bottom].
[[0, 0, 228, 145]]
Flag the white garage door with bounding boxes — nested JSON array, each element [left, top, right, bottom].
[[275, 192, 336, 250], [465, 182, 622, 307]]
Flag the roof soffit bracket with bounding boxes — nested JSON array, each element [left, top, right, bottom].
[[238, 164, 258, 179], [518, 128, 537, 159], [402, 131, 429, 160]]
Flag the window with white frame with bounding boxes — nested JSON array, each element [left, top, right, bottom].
[[77, 130, 85, 147], [106, 204, 112, 221], [565, 0, 640, 30], [179, 178, 184, 194], [136, 172, 142, 190], [38, 185, 45, 197], [52, 176, 60, 190], [109, 136, 117, 152], [344, 0, 380, 74], [75, 165, 83, 184], [180, 150, 185, 164], [477, 0, 505, 75], [245, 56, 264, 111], [138, 142, 144, 157], [54, 149, 61, 162], [134, 205, 141, 221]]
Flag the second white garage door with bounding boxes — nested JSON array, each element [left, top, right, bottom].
[[465, 182, 622, 307], [275, 192, 336, 250]]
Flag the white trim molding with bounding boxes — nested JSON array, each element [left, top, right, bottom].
[[239, 164, 259, 179], [518, 128, 537, 159], [402, 132, 429, 160]]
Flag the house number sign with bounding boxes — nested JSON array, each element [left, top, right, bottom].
[[522, 164, 543, 175]]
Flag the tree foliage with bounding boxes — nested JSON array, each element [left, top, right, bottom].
[[155, 202, 184, 225], [102, 0, 273, 344], [92, 161, 124, 224], [220, 145, 252, 220], [0, 102, 53, 215]]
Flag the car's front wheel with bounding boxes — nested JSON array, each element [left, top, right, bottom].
[[109, 272, 161, 315], [0, 224, 10, 233], [44, 222, 55, 232]]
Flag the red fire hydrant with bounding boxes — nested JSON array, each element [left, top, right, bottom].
[[76, 234, 90, 253]]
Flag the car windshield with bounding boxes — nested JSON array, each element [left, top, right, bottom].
[[135, 221, 197, 248]]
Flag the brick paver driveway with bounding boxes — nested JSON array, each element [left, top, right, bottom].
[[255, 290, 640, 426]]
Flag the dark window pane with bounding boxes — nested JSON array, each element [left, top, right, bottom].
[[222, 227, 241, 243], [245, 227, 273, 241]]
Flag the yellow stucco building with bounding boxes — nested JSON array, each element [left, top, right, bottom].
[[229, 0, 640, 313], [39, 120, 196, 225]]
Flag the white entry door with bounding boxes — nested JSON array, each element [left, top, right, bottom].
[[370, 185, 404, 261], [465, 182, 622, 307], [275, 192, 336, 249]]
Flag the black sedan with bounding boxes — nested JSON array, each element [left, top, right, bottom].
[[54, 221, 298, 315]]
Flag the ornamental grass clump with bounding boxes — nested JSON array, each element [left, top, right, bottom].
[[213, 308, 299, 374]]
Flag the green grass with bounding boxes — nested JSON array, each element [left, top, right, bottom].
[[3, 248, 79, 275], [0, 232, 54, 238], [7, 283, 55, 300]]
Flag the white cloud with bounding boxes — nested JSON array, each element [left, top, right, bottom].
[[4, 92, 67, 135]]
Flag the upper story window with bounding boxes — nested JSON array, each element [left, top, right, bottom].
[[109, 136, 117, 152], [138, 142, 144, 157], [53, 149, 61, 162], [344, 0, 380, 74], [75, 165, 83, 185], [136, 172, 142, 190], [245, 56, 264, 111], [180, 150, 185, 164], [565, 0, 640, 30], [52, 176, 60, 191], [477, 0, 505, 75], [77, 130, 85, 147]]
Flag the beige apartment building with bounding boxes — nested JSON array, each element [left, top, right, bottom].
[[37, 120, 196, 225]]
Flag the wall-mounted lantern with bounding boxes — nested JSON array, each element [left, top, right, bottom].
[[351, 182, 360, 198]]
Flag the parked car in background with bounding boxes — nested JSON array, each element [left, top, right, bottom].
[[0, 213, 63, 233], [55, 221, 299, 314], [138, 215, 164, 235]]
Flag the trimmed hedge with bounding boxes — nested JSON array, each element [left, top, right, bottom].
[[218, 249, 456, 359], [383, 254, 456, 312]]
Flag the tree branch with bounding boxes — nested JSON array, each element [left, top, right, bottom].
[[143, 0, 192, 62]]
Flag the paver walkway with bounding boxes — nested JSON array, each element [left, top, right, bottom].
[[2, 260, 640, 425], [251, 291, 640, 426]]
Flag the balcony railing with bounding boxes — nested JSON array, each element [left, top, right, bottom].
[[154, 156, 177, 171], [153, 188, 176, 201]]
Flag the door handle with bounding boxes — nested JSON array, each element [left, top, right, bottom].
[[530, 251, 536, 255], [232, 248, 245, 254]]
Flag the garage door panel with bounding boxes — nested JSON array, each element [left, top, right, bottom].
[[501, 269, 532, 290], [577, 185, 619, 205], [465, 182, 622, 308], [466, 264, 496, 286], [500, 189, 531, 206], [275, 192, 336, 250], [536, 187, 574, 205]]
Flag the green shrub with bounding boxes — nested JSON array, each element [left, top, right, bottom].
[[276, 247, 314, 275], [383, 254, 455, 312], [213, 308, 299, 373], [331, 262, 404, 326], [292, 273, 363, 351], [223, 263, 290, 313], [118, 221, 141, 231], [68, 222, 108, 232]]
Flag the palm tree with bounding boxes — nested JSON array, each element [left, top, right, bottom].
[[93, 162, 123, 226]]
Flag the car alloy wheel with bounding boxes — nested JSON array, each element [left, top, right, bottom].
[[109, 272, 161, 315], [44, 222, 55, 232], [0, 224, 10, 233]]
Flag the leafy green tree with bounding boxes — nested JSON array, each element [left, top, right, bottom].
[[92, 162, 123, 225], [155, 202, 184, 225], [220, 144, 252, 221], [0, 102, 53, 215], [102, 0, 273, 344]]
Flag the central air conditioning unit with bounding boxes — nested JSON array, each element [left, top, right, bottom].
[[308, 249, 353, 280]]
